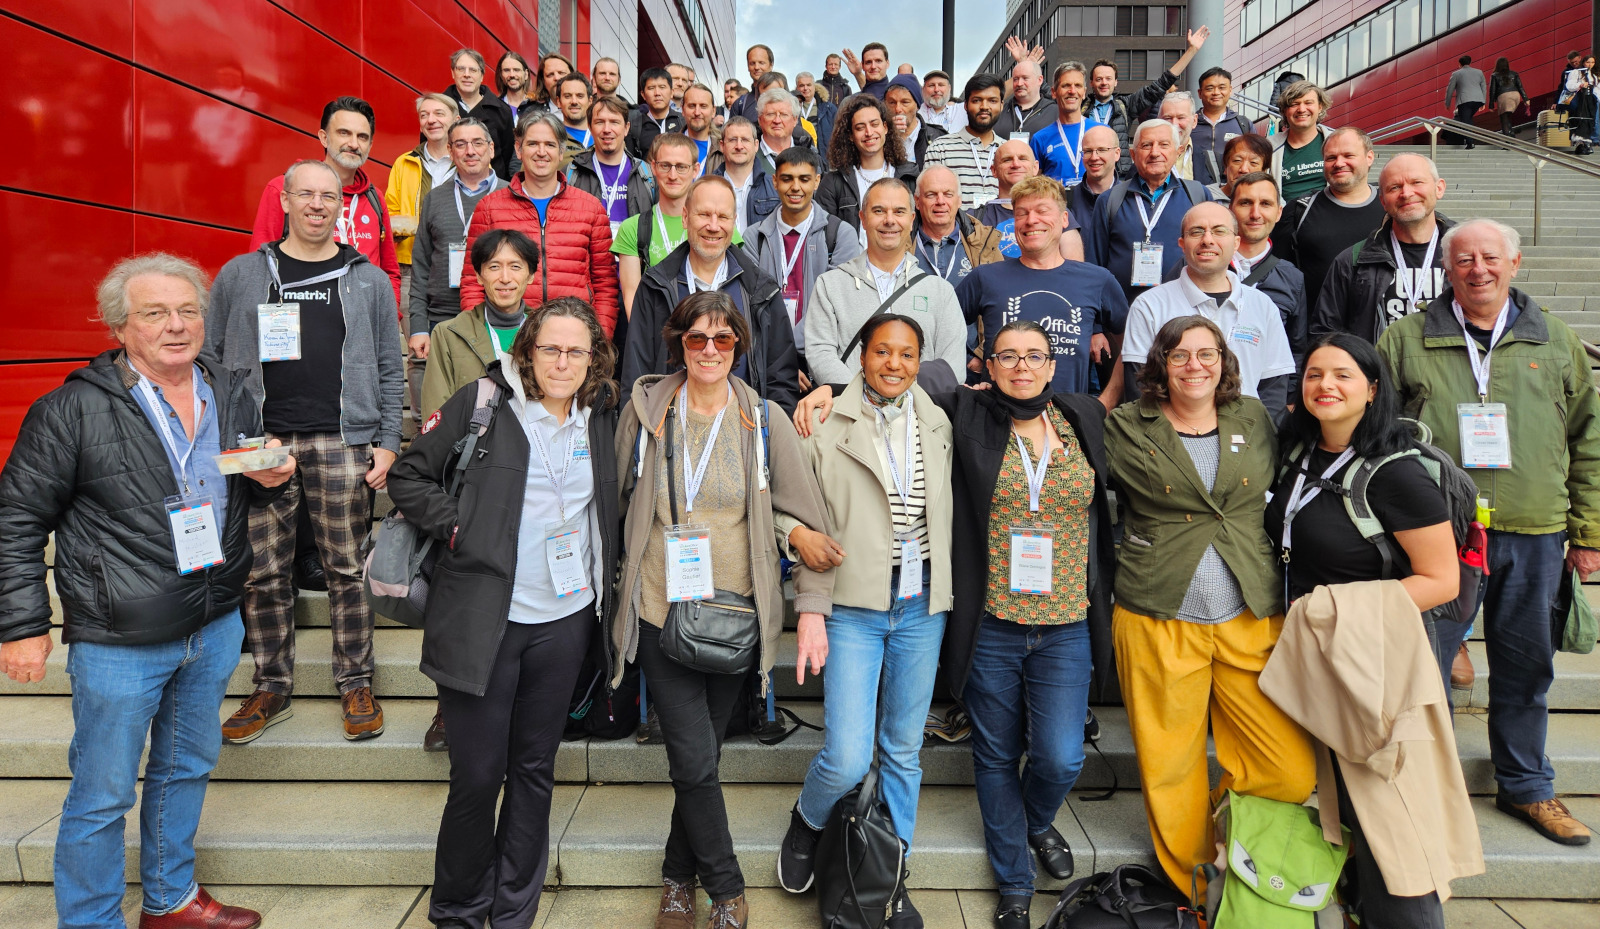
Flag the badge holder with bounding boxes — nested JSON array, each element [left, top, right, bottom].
[[1008, 524, 1054, 596], [448, 242, 467, 287], [664, 524, 715, 602], [165, 494, 226, 576], [1131, 242, 1164, 288], [1458, 402, 1512, 469], [546, 518, 591, 599], [257, 303, 301, 361], [895, 536, 924, 601]]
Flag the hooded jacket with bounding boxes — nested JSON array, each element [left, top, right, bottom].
[[458, 175, 621, 336], [803, 252, 969, 387], [250, 168, 403, 308], [567, 149, 655, 220], [1309, 213, 1456, 343], [0, 351, 281, 646], [620, 241, 801, 414], [611, 372, 832, 690], [816, 162, 922, 231], [387, 360, 620, 697], [713, 162, 780, 229], [748, 204, 862, 349], [206, 243, 406, 453], [443, 85, 517, 181]]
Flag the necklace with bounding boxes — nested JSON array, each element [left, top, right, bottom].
[[1164, 403, 1216, 436]]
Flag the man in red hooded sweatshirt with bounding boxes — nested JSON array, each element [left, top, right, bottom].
[[251, 96, 403, 308]]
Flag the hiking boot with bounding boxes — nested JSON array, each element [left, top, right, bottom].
[[653, 878, 696, 929], [341, 686, 384, 741], [1451, 643, 1475, 689], [886, 887, 922, 929], [1496, 795, 1592, 845], [221, 690, 291, 744], [706, 893, 747, 929], [777, 805, 822, 893], [1029, 825, 1075, 880], [422, 706, 448, 753], [994, 893, 1031, 929]]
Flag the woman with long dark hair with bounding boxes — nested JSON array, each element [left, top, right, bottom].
[[816, 94, 920, 235], [1488, 58, 1527, 136], [1264, 332, 1460, 929]]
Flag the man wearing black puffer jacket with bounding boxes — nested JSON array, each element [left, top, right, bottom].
[[0, 254, 294, 929]]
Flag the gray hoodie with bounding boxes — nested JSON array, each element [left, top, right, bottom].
[[803, 253, 968, 386], [206, 243, 406, 452]]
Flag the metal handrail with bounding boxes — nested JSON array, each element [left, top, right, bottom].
[[1364, 116, 1600, 245], [1229, 91, 1279, 120]]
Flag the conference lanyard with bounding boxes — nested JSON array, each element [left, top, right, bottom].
[[686, 257, 729, 294], [879, 392, 918, 522], [677, 383, 734, 515], [1054, 120, 1085, 177], [136, 368, 206, 496], [967, 138, 995, 177], [916, 234, 961, 281], [1389, 228, 1439, 314], [780, 212, 815, 285], [1013, 415, 1054, 512], [454, 177, 501, 230], [1452, 298, 1513, 399], [655, 207, 686, 255], [1280, 448, 1357, 557], [527, 413, 579, 523], [263, 250, 351, 301], [1134, 187, 1175, 244]]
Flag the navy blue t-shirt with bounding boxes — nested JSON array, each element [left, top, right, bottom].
[[955, 258, 1129, 394]]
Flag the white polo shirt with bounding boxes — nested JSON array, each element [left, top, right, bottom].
[[1120, 269, 1296, 397]]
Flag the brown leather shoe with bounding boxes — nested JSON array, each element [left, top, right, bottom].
[[341, 686, 384, 741], [139, 887, 261, 929], [221, 690, 291, 745], [1451, 643, 1476, 689], [707, 893, 747, 929], [1497, 795, 1593, 846], [423, 705, 448, 753], [653, 877, 697, 929]]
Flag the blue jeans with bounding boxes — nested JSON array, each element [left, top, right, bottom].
[[55, 611, 244, 929], [963, 616, 1092, 895], [797, 577, 946, 850], [1435, 530, 1565, 804]]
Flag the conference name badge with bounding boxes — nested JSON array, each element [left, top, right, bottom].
[[1458, 402, 1512, 469], [166, 494, 225, 576], [257, 303, 301, 361], [1131, 243, 1163, 288], [1008, 525, 1053, 596], [665, 524, 715, 602]]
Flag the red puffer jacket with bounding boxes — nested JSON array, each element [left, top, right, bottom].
[[458, 175, 620, 335]]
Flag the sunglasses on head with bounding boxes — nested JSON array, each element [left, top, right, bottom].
[[683, 331, 738, 351]]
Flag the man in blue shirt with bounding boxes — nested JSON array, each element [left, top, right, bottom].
[[1086, 119, 1214, 304], [1030, 61, 1105, 188], [957, 176, 1127, 406]]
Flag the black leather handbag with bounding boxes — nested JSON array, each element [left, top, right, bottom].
[[816, 764, 906, 929], [658, 406, 761, 676]]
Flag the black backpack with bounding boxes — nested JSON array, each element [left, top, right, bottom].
[[1041, 864, 1201, 929], [815, 764, 906, 929]]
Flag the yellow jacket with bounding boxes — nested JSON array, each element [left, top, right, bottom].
[[385, 146, 438, 264]]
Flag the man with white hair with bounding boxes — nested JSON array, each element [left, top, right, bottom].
[[1086, 119, 1215, 303], [1311, 152, 1453, 342], [1158, 91, 1199, 180], [994, 57, 1054, 141], [1380, 218, 1599, 849], [757, 87, 803, 174]]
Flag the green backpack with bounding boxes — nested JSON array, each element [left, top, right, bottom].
[[1194, 791, 1351, 928]]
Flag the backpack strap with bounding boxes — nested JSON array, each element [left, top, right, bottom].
[[1342, 448, 1423, 578], [840, 272, 930, 359], [823, 213, 841, 255], [447, 377, 504, 496], [1242, 254, 1282, 288], [637, 205, 655, 269]]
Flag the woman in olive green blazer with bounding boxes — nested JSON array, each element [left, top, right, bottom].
[[1103, 316, 1315, 900]]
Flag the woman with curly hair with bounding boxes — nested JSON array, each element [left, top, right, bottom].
[[816, 93, 920, 236]]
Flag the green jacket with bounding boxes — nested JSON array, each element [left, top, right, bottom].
[[1105, 396, 1283, 620], [1377, 287, 1600, 545], [419, 305, 498, 419]]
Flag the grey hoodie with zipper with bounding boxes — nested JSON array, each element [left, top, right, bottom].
[[206, 242, 406, 453]]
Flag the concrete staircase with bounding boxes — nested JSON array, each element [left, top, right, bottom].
[[4, 145, 1600, 902]]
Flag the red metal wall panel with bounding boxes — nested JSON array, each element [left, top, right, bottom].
[[0, 192, 132, 361], [2, 0, 133, 56], [0, 362, 97, 462]]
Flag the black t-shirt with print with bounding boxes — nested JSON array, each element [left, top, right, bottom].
[[262, 244, 347, 434], [1378, 239, 1447, 331]]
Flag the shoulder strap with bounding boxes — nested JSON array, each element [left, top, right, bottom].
[[663, 406, 679, 525], [1341, 448, 1423, 577], [447, 378, 504, 497], [363, 186, 387, 237], [1294, 192, 1320, 232], [1180, 178, 1208, 205], [824, 213, 841, 254], [1242, 254, 1282, 288], [638, 205, 655, 268], [1104, 182, 1129, 227], [755, 399, 771, 491], [840, 271, 930, 359]]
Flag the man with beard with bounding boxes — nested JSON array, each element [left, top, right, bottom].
[[557, 73, 594, 153], [681, 82, 717, 168], [592, 56, 629, 107], [923, 73, 1006, 211], [920, 69, 967, 133], [496, 52, 537, 119]]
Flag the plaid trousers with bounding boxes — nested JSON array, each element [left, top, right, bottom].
[[244, 432, 375, 694]]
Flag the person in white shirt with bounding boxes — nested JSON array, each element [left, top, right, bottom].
[[920, 69, 968, 133], [1121, 201, 1295, 418]]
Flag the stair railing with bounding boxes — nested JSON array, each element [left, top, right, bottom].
[[1366, 116, 1600, 245]]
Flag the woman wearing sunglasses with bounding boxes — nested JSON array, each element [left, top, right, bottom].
[[387, 297, 620, 929], [613, 290, 836, 929], [1104, 316, 1314, 899]]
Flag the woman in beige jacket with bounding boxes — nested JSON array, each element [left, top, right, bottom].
[[612, 291, 836, 929], [774, 315, 954, 928]]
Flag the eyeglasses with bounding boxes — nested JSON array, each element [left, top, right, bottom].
[[287, 190, 342, 207], [991, 350, 1051, 369], [1083, 147, 1119, 156], [133, 307, 204, 325], [451, 139, 490, 151], [1183, 225, 1237, 239], [654, 162, 697, 176], [683, 332, 738, 351], [1166, 348, 1221, 366], [534, 345, 593, 363]]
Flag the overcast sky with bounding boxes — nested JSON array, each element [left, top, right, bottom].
[[734, 0, 1009, 89]]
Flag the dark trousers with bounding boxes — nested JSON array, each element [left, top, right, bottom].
[[1333, 761, 1445, 929], [1453, 103, 1481, 145], [1435, 530, 1564, 803], [429, 605, 593, 929], [636, 622, 747, 900]]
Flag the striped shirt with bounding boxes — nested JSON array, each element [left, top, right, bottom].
[[865, 396, 930, 565], [923, 129, 1001, 212]]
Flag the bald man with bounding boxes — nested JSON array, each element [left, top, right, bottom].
[[1121, 201, 1295, 417], [971, 140, 1084, 260], [1311, 152, 1452, 342], [994, 58, 1054, 140]]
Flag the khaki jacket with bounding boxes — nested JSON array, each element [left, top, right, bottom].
[[611, 372, 834, 689], [1259, 580, 1485, 900], [802, 376, 954, 613], [419, 305, 497, 419]]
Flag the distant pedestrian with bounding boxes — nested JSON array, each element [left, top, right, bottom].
[[1443, 55, 1487, 148], [1565, 55, 1599, 146], [1488, 58, 1527, 136]]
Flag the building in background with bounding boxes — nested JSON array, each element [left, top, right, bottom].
[[978, 2, 1193, 86], [0, 0, 731, 460]]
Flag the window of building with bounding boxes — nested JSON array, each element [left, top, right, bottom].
[[1371, 8, 1394, 61]]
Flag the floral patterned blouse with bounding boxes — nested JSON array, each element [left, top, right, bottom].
[[984, 404, 1096, 624]]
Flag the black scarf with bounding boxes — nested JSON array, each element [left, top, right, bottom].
[[977, 385, 1055, 424]]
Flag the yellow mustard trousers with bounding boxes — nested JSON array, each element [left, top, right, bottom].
[[1112, 605, 1317, 896]]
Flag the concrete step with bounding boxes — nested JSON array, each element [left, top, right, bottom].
[[1460, 640, 1600, 710], [8, 780, 1593, 895]]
